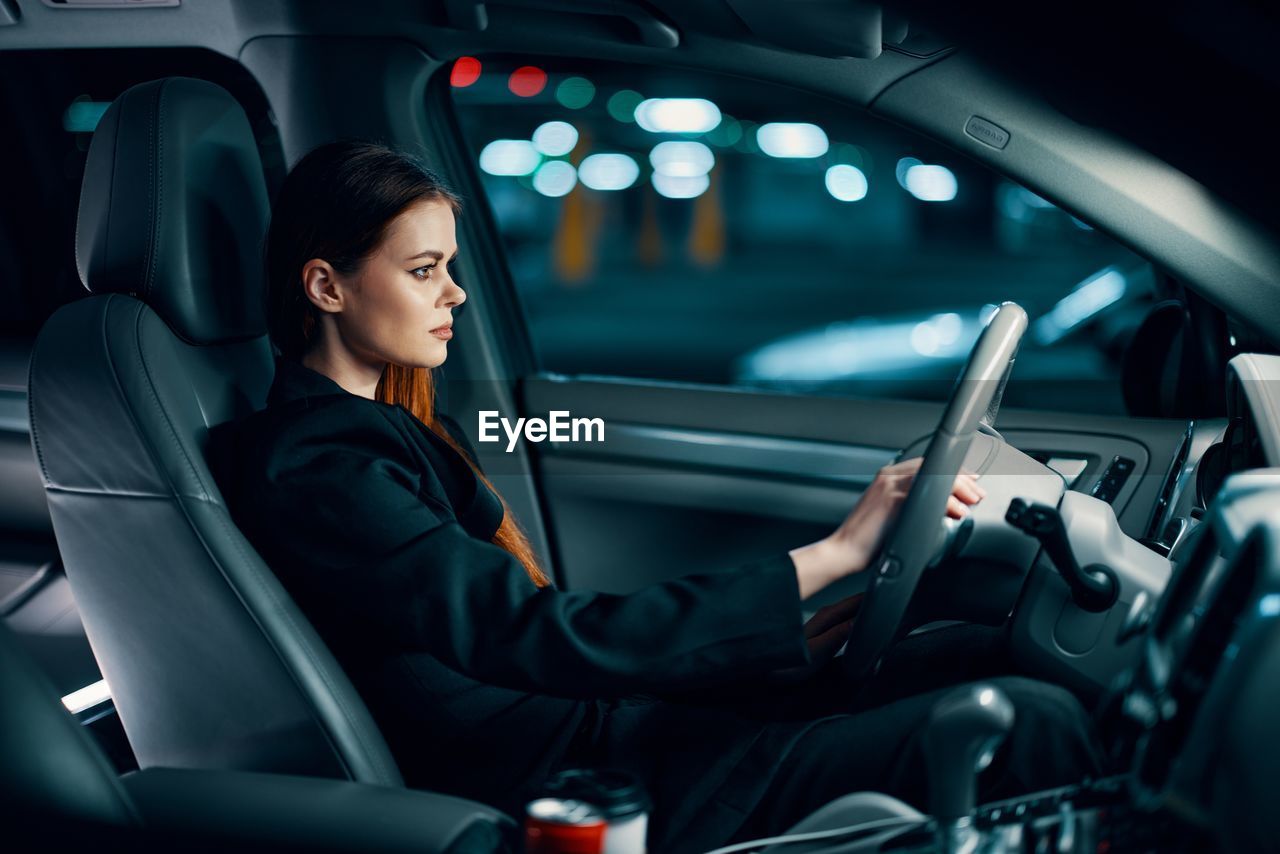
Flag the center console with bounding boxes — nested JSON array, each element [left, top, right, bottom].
[[859, 777, 1199, 853], [970, 469, 1278, 853]]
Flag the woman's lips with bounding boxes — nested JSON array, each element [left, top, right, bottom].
[[430, 326, 453, 339]]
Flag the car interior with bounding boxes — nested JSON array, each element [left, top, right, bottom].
[[2, 1, 1279, 851]]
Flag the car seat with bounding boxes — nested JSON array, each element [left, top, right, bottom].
[[27, 76, 402, 786]]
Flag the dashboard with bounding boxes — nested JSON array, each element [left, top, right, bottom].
[[1106, 354, 1280, 850], [1143, 353, 1280, 563]]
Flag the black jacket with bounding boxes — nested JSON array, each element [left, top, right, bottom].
[[209, 357, 816, 846]]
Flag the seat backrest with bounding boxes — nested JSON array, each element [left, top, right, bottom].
[[26, 77, 402, 786]]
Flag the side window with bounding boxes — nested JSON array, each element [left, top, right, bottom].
[[450, 56, 1153, 414]]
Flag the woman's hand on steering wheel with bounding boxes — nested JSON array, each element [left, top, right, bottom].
[[832, 456, 986, 578], [788, 458, 987, 601], [774, 461, 985, 684]]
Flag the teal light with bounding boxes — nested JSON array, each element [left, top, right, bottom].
[[606, 90, 644, 123], [63, 101, 110, 133], [704, 116, 742, 148], [830, 142, 868, 171], [556, 77, 595, 109], [733, 121, 761, 154]]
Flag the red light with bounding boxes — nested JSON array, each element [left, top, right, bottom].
[[508, 66, 547, 98], [450, 56, 482, 88]]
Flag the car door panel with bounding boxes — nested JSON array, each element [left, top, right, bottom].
[[520, 375, 1190, 609]]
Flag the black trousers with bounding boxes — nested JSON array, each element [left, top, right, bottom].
[[663, 622, 1106, 850]]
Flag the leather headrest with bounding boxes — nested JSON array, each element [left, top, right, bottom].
[[75, 77, 269, 344]]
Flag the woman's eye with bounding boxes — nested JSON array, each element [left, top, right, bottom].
[[412, 264, 437, 280]]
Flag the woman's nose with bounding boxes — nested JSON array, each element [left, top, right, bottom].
[[445, 280, 466, 308]]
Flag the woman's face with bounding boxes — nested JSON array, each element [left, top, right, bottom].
[[304, 198, 466, 371]]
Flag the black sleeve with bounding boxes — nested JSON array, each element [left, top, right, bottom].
[[257, 407, 812, 701], [435, 411, 481, 468]]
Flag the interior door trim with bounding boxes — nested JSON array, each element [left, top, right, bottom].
[[539, 422, 897, 488]]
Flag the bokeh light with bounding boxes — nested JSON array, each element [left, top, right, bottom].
[[756, 123, 829, 158], [904, 164, 958, 201], [579, 154, 640, 191], [508, 66, 548, 98], [649, 141, 714, 177], [895, 157, 922, 188], [532, 121, 579, 157], [450, 56, 482, 88], [651, 172, 710, 199], [556, 77, 596, 109], [533, 160, 578, 197], [705, 116, 743, 147], [634, 98, 721, 133], [606, 90, 644, 123], [479, 140, 540, 176], [824, 164, 868, 202]]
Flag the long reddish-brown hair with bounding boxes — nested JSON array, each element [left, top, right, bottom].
[[264, 139, 551, 588]]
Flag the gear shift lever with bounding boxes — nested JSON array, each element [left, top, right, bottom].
[[924, 683, 1015, 853]]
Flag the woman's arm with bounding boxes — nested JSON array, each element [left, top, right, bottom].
[[789, 537, 849, 600], [247, 404, 814, 701]]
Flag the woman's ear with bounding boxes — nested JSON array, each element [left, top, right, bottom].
[[301, 258, 344, 314]]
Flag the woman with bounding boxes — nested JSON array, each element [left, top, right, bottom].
[[210, 140, 1103, 853]]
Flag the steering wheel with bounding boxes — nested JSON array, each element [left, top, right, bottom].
[[839, 301, 1029, 683]]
